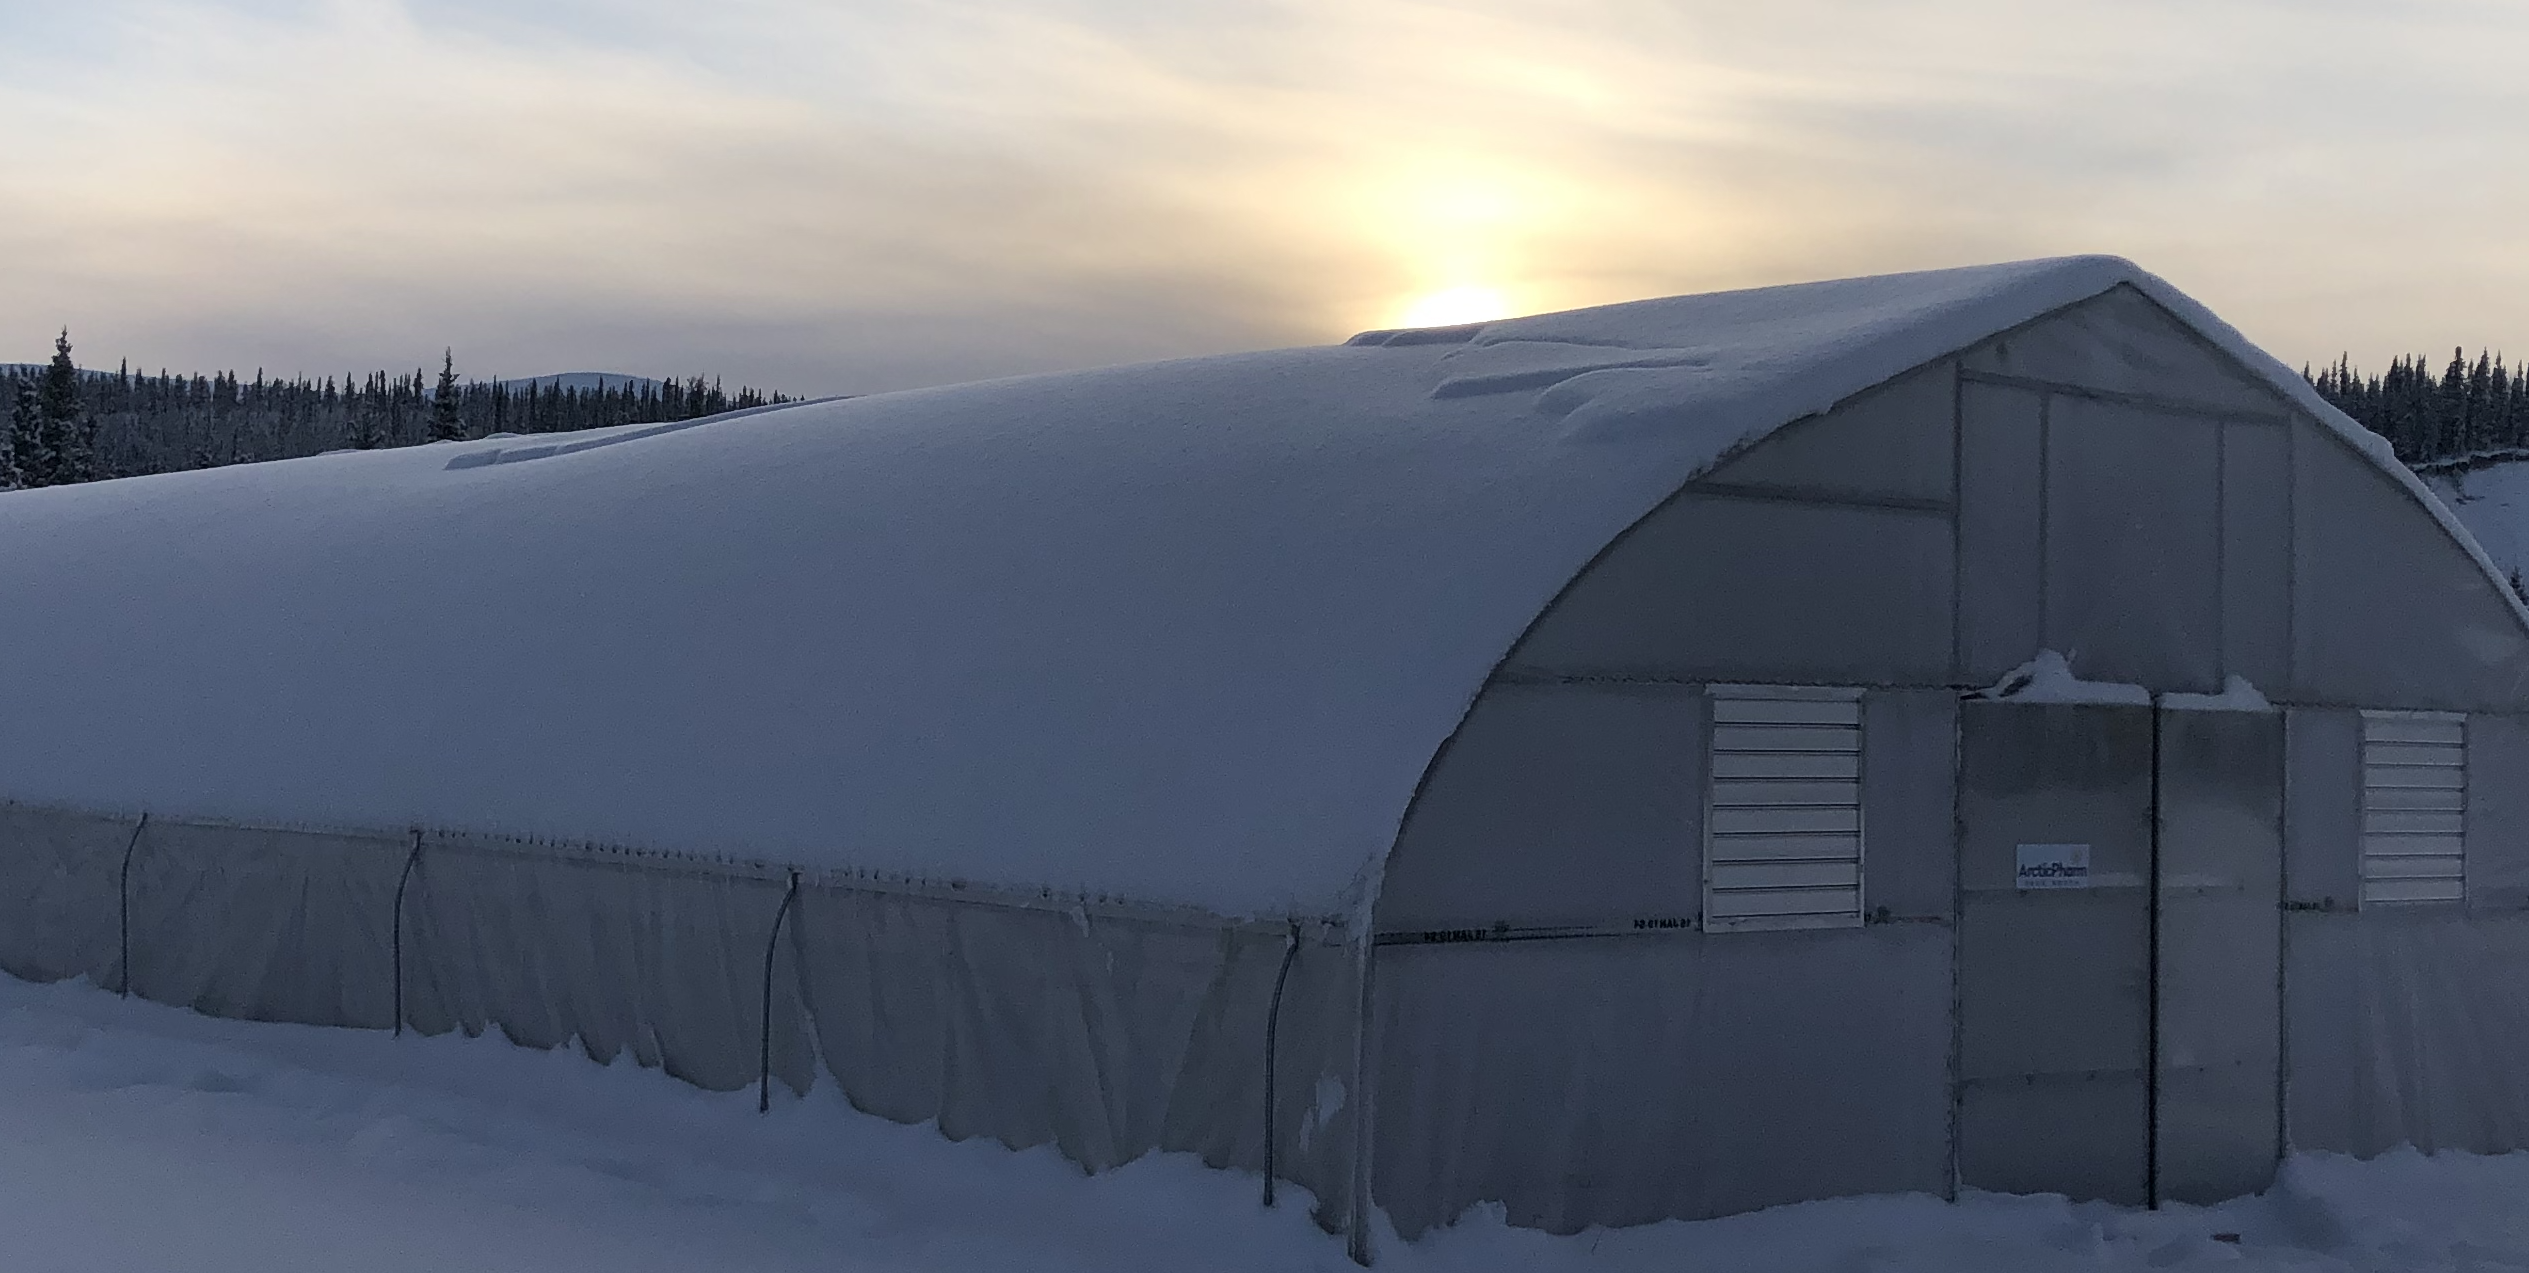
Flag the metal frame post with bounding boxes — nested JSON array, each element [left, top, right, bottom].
[[1262, 920, 1302, 1207], [391, 828, 425, 1036], [2146, 700, 2164, 1210], [758, 870, 802, 1114], [115, 813, 149, 998], [1344, 934, 1379, 1266]]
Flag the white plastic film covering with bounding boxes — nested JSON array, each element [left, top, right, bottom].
[[2466, 714, 2529, 910], [0, 805, 405, 1028], [400, 837, 803, 1094], [0, 805, 1355, 1231], [0, 802, 126, 985], [2285, 708, 2363, 910], [1958, 382, 2045, 683], [2294, 422, 2529, 713], [1369, 927, 1953, 1238], [2220, 421, 2294, 691], [2042, 396, 2224, 693], [787, 884, 1360, 1205], [1505, 495, 1953, 684], [1859, 690, 1960, 920], [1698, 360, 1956, 504], [2359, 711, 2467, 906], [1376, 683, 1702, 933], [131, 820, 406, 1029], [2285, 912, 2529, 1157], [1960, 284, 2291, 417], [1705, 686, 1864, 930]]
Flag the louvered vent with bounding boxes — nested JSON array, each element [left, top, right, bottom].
[[2360, 709, 2467, 906], [1706, 686, 1865, 931]]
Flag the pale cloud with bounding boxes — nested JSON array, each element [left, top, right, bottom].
[[1, 0, 2524, 393]]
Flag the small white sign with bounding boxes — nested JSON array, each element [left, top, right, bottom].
[[2016, 843, 2092, 890]]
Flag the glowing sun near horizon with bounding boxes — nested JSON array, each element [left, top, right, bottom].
[[1392, 285, 1515, 329]]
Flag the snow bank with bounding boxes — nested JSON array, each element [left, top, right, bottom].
[[2, 971, 2526, 1272], [0, 256, 2499, 918], [0, 973, 1356, 1273]]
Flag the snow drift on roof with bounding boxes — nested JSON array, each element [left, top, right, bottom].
[[0, 256, 2502, 918]]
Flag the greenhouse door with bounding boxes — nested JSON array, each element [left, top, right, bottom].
[[1956, 700, 2282, 1207], [2149, 704, 2285, 1204]]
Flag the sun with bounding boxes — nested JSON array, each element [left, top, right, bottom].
[[1393, 285, 1513, 329]]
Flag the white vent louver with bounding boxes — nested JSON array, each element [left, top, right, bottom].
[[2360, 709, 2467, 906], [1706, 686, 1865, 931]]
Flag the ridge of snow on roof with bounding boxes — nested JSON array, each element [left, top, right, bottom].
[[0, 256, 2508, 919]]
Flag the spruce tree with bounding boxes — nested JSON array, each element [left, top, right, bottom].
[[428, 351, 464, 442], [2470, 352, 2496, 455], [35, 330, 94, 484], [350, 389, 383, 450], [1, 376, 28, 490]]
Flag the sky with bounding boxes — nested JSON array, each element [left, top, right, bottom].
[[1, 0, 2525, 397]]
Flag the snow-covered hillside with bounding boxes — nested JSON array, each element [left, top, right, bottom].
[[2432, 460, 2529, 587], [1, 972, 2525, 1272]]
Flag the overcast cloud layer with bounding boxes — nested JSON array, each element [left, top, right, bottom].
[[2, 0, 2525, 394]]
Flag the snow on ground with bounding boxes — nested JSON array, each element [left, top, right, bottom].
[[2, 975, 2527, 1273]]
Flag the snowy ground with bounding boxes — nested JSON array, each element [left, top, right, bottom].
[[2, 973, 2526, 1272], [2433, 461, 2529, 584]]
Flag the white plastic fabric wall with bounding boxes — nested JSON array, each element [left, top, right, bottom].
[[1504, 284, 2529, 711], [1377, 683, 1704, 933], [2282, 708, 2529, 1159], [0, 802, 1372, 1236], [1369, 928, 1955, 1238], [1371, 686, 1961, 1234]]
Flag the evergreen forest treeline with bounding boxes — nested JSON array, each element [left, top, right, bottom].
[[2307, 349, 2529, 470], [1, 331, 791, 490], [7, 326, 2528, 491]]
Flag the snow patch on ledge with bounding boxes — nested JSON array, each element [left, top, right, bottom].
[[1973, 651, 2152, 706], [1973, 657, 2276, 711], [2163, 676, 2276, 713]]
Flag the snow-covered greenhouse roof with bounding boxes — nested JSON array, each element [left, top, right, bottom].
[[0, 256, 2492, 917]]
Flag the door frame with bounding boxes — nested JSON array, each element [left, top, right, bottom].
[[1953, 697, 2284, 1207]]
